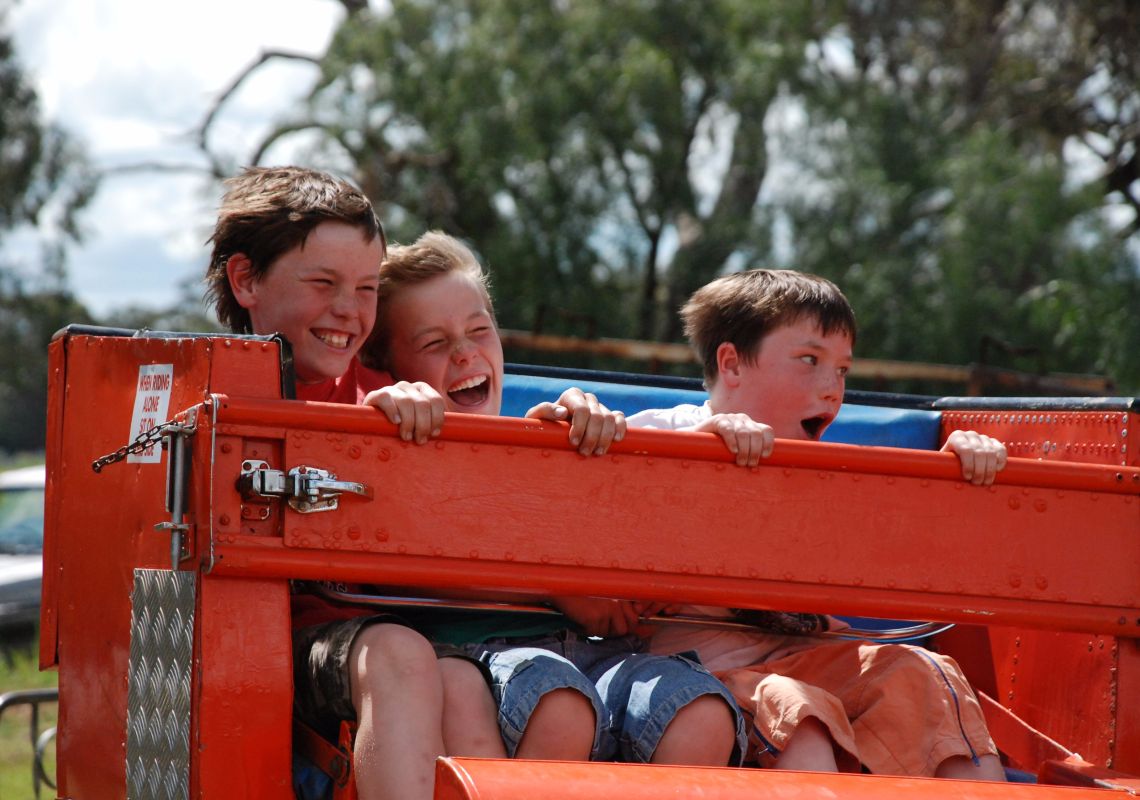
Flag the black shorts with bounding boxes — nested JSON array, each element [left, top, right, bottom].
[[293, 614, 488, 739]]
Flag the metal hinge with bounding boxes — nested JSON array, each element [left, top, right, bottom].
[[237, 460, 373, 514]]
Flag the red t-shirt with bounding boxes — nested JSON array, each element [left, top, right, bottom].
[[292, 357, 395, 628], [294, 358, 393, 404]]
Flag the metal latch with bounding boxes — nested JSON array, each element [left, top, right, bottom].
[[238, 460, 374, 513]]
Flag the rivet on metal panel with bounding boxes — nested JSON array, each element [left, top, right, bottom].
[[221, 442, 232, 454], [1008, 575, 1021, 588], [224, 340, 231, 348], [347, 526, 362, 541], [1033, 500, 1047, 512], [376, 529, 388, 542], [541, 450, 551, 458], [435, 441, 445, 450], [470, 550, 480, 558], [1008, 497, 1021, 510], [506, 447, 515, 455], [1035, 576, 1048, 590], [646, 563, 655, 571], [242, 340, 250, 350], [219, 515, 230, 526], [397, 544, 407, 553], [378, 448, 391, 461], [348, 446, 361, 459]]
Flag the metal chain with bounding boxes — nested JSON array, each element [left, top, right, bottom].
[[91, 415, 197, 473]]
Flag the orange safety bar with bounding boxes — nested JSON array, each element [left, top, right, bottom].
[[433, 758, 1101, 800], [208, 395, 1140, 637]]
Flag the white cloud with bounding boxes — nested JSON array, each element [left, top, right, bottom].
[[8, 0, 343, 317]]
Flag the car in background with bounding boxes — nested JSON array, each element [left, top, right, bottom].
[[0, 464, 46, 634]]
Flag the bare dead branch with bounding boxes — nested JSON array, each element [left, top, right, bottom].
[[195, 49, 322, 157]]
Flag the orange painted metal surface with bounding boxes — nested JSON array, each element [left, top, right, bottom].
[[42, 330, 1140, 798], [42, 331, 288, 799], [940, 410, 1137, 468], [210, 396, 1140, 637], [433, 757, 1107, 799]]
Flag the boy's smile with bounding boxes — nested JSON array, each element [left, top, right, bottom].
[[713, 317, 852, 441], [234, 221, 383, 383], [384, 270, 504, 415]]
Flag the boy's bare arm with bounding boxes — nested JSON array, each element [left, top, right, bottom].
[[941, 429, 1008, 486], [363, 381, 446, 444], [692, 413, 775, 467], [525, 387, 627, 456]]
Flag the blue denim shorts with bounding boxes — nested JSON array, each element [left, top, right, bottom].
[[466, 631, 746, 764]]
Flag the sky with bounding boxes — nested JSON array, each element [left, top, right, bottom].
[[8, 0, 346, 317]]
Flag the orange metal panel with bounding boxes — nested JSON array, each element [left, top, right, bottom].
[[209, 398, 1140, 636], [195, 575, 293, 799], [45, 333, 284, 797], [941, 410, 1137, 468], [39, 338, 66, 669], [1114, 638, 1140, 774], [988, 628, 1119, 769], [432, 757, 1113, 799]]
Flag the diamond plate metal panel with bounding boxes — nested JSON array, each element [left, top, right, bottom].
[[127, 569, 195, 800]]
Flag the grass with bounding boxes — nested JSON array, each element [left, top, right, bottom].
[[0, 628, 57, 800]]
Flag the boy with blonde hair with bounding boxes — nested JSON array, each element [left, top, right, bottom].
[[629, 269, 1007, 780], [361, 230, 748, 771]]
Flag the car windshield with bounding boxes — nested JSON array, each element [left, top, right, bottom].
[[0, 487, 45, 555]]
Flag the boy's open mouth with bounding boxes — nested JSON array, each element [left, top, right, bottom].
[[447, 374, 490, 408], [800, 415, 830, 440]]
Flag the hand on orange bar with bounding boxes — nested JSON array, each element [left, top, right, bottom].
[[363, 380, 446, 444], [941, 429, 1008, 486], [693, 412, 775, 467], [526, 388, 626, 456]]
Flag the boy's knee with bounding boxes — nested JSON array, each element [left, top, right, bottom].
[[531, 686, 597, 728], [653, 693, 739, 766], [350, 623, 438, 682], [439, 657, 492, 704]]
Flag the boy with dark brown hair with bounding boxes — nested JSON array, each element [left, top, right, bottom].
[[629, 268, 1007, 779]]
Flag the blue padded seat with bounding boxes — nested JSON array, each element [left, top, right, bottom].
[[501, 373, 942, 451]]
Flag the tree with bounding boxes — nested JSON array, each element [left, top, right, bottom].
[[775, 0, 1140, 388], [196, 0, 1140, 390], [0, 10, 97, 452]]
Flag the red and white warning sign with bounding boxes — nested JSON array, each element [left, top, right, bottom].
[[127, 364, 174, 463]]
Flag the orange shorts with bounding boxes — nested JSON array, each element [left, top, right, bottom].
[[716, 640, 996, 776]]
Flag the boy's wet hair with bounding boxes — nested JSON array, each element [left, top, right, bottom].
[[682, 269, 857, 385], [205, 166, 385, 333], [361, 230, 494, 371]]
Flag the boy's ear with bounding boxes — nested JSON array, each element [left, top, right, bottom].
[[716, 342, 743, 388], [225, 254, 258, 309]]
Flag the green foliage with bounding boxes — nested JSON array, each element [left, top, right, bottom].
[[241, 0, 1140, 390], [0, 11, 98, 454], [776, 1, 1140, 391], [305, 0, 822, 341]]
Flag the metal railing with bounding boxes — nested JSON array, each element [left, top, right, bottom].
[[0, 688, 58, 800]]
